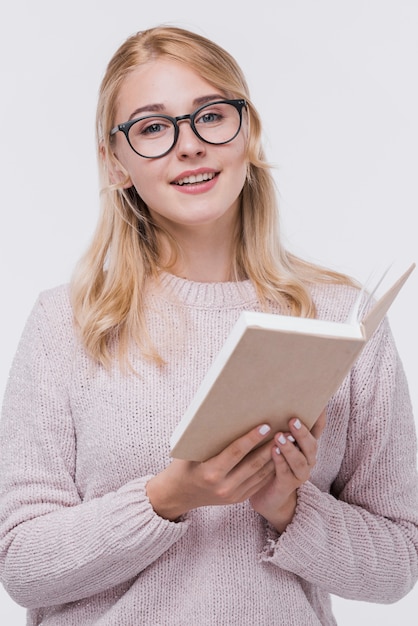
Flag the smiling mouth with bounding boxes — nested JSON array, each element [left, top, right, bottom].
[[173, 172, 217, 186]]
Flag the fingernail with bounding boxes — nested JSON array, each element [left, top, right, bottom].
[[275, 447, 281, 455], [278, 434, 287, 445], [287, 435, 296, 443], [258, 424, 271, 436], [294, 419, 302, 430]]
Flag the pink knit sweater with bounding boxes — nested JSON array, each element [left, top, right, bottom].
[[1, 274, 418, 626]]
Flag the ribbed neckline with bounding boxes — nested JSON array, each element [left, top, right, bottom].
[[152, 271, 259, 310]]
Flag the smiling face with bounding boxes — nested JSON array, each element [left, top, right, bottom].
[[110, 58, 248, 241]]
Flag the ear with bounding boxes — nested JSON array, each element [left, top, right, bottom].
[[99, 142, 133, 189]]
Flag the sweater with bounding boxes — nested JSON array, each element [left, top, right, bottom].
[[1, 273, 418, 626]]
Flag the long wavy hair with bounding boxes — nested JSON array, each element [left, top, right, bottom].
[[71, 25, 354, 367]]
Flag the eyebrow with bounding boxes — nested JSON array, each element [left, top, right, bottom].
[[127, 94, 226, 121]]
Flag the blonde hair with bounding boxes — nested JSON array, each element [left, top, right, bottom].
[[71, 25, 354, 367]]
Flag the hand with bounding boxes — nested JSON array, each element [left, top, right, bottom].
[[249, 410, 326, 533], [146, 423, 276, 521]]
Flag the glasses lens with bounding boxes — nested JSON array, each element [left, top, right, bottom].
[[194, 102, 241, 145], [128, 117, 175, 158]]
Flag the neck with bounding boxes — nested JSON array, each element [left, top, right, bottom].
[[159, 226, 239, 283]]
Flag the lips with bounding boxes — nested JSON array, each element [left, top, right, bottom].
[[172, 171, 217, 186]]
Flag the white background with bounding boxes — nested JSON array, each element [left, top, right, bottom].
[[0, 1, 417, 624]]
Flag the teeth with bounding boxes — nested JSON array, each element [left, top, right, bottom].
[[175, 172, 215, 185]]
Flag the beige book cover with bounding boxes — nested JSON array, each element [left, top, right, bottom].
[[170, 264, 415, 462]]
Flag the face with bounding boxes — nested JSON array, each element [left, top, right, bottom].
[[110, 58, 248, 239]]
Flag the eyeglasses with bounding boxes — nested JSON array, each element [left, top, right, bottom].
[[110, 99, 247, 159]]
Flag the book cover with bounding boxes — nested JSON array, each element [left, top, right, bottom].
[[170, 263, 415, 462]]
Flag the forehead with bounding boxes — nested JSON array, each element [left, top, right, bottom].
[[116, 58, 221, 119]]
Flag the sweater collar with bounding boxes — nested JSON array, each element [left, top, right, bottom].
[[153, 271, 258, 309]]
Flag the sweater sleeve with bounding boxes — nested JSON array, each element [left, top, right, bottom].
[[261, 317, 418, 603], [0, 295, 189, 609]]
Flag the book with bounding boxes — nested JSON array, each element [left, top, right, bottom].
[[170, 263, 415, 462]]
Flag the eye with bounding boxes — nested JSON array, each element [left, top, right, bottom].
[[141, 122, 166, 136], [130, 117, 172, 138], [196, 109, 223, 125]]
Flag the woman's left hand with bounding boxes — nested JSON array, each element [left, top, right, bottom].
[[249, 410, 326, 532]]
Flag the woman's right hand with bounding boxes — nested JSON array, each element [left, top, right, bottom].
[[146, 424, 275, 521]]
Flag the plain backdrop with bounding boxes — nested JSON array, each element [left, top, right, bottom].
[[0, 1, 417, 624]]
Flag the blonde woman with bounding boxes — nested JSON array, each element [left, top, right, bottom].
[[1, 26, 417, 626]]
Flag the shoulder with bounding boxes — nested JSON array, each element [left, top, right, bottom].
[[309, 281, 361, 323], [8, 284, 79, 385], [36, 283, 72, 319], [24, 283, 76, 348]]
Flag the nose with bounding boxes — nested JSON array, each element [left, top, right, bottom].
[[175, 119, 206, 158]]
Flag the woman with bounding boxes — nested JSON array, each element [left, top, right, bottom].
[[1, 25, 417, 626]]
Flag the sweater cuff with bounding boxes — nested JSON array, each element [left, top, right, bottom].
[[118, 474, 190, 530], [260, 481, 326, 572], [143, 475, 190, 524]]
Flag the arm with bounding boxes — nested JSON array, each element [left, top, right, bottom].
[[0, 296, 189, 608], [259, 318, 418, 603]]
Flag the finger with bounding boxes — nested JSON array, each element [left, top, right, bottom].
[[271, 440, 294, 475], [208, 446, 275, 505], [228, 437, 275, 482], [277, 422, 318, 474], [239, 457, 276, 500], [212, 423, 272, 474], [289, 419, 318, 463], [273, 434, 313, 482]]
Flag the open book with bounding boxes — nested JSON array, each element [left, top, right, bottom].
[[170, 263, 415, 461]]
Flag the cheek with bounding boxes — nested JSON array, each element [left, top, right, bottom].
[[231, 145, 248, 187], [232, 132, 248, 165], [129, 165, 165, 207], [115, 146, 158, 196]]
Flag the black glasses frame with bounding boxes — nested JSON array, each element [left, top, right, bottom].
[[110, 98, 247, 159]]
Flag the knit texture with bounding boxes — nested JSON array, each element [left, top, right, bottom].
[[1, 273, 418, 626]]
